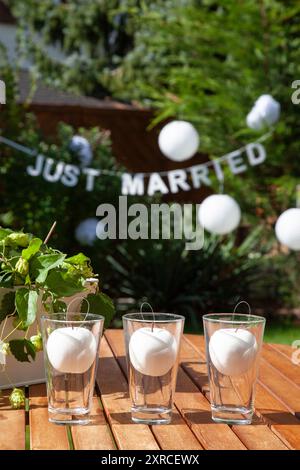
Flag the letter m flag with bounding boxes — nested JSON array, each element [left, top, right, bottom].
[[0, 80, 6, 104]]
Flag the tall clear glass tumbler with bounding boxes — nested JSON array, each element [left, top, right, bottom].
[[123, 313, 185, 425], [41, 313, 104, 425], [203, 313, 266, 425]]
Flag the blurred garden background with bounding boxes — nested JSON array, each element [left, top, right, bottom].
[[1, 0, 300, 342]]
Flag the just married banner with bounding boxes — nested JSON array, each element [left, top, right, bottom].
[[0, 133, 271, 196]]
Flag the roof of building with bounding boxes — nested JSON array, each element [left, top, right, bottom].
[[0, 1, 15, 24], [17, 70, 136, 111]]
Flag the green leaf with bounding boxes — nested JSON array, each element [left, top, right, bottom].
[[30, 253, 66, 283], [0, 271, 13, 288], [81, 293, 115, 328], [9, 339, 36, 362], [0, 227, 12, 241], [15, 288, 38, 327], [65, 253, 90, 265], [0, 290, 15, 322], [45, 270, 85, 297], [22, 238, 43, 261], [6, 232, 31, 248]]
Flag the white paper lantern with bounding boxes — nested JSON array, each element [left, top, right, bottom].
[[275, 208, 300, 251], [246, 94, 280, 130], [75, 217, 104, 246], [209, 328, 258, 376], [158, 120, 200, 162], [70, 135, 93, 167], [198, 194, 241, 235], [46, 327, 97, 374], [129, 327, 177, 377]]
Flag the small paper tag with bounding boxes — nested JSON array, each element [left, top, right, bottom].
[[0, 341, 6, 365]]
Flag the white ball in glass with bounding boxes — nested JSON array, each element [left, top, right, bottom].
[[158, 120, 200, 161], [209, 328, 258, 376], [275, 208, 300, 251], [46, 327, 97, 374], [129, 327, 177, 377], [198, 194, 241, 235]]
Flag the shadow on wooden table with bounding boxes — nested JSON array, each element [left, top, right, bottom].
[[109, 410, 183, 425], [85, 413, 107, 426], [259, 411, 300, 425], [0, 392, 17, 419]]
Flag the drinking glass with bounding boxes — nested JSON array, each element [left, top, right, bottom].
[[203, 313, 265, 425], [41, 313, 104, 425], [123, 313, 184, 425]]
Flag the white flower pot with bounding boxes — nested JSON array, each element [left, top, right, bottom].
[[0, 279, 98, 389]]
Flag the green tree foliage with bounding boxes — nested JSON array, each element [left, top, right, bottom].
[[2, 2, 300, 315], [7, 0, 136, 97], [0, 51, 121, 255], [107, 227, 293, 328], [8, 1, 300, 220], [105, 0, 300, 223]]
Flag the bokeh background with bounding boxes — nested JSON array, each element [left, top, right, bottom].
[[1, 0, 300, 341]]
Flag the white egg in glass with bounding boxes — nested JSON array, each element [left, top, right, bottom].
[[275, 208, 300, 251], [129, 327, 177, 377], [209, 328, 258, 376], [46, 327, 97, 374]]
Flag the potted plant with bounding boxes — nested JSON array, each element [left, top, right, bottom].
[[0, 225, 115, 407]]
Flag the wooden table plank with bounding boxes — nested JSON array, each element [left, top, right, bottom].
[[149, 415, 203, 450], [185, 334, 300, 450], [261, 344, 300, 387], [71, 397, 116, 450], [105, 329, 245, 450], [29, 384, 70, 450], [175, 367, 246, 450], [259, 360, 300, 416], [0, 388, 25, 450], [183, 335, 290, 450], [231, 424, 288, 450], [269, 343, 294, 359], [97, 336, 160, 450], [254, 383, 300, 450]]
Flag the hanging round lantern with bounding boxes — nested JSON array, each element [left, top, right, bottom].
[[198, 194, 241, 235], [246, 94, 280, 130], [70, 135, 93, 167], [75, 218, 104, 246], [275, 208, 300, 251], [158, 120, 200, 162]]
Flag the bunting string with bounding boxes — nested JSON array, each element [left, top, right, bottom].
[[0, 131, 272, 196]]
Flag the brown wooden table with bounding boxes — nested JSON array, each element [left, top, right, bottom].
[[0, 330, 299, 450]]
